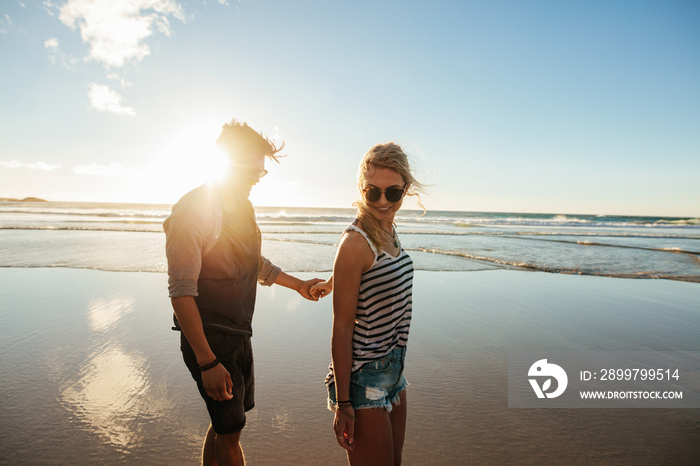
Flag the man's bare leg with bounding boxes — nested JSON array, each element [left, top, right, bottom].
[[216, 430, 244, 466], [202, 425, 217, 466], [201, 425, 245, 466]]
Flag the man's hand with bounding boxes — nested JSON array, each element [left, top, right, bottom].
[[172, 296, 232, 400], [202, 363, 234, 401], [273, 272, 327, 301], [297, 278, 326, 300], [310, 280, 332, 299]]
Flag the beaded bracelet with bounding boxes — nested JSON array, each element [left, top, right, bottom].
[[199, 358, 220, 372], [337, 400, 352, 405]]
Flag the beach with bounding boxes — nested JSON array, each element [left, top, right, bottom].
[[1, 267, 699, 465], [4, 0, 700, 462], [1, 201, 699, 464]]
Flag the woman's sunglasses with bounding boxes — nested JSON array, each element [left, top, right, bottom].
[[362, 186, 406, 203]]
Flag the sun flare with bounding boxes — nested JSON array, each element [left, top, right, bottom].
[[144, 120, 231, 203], [133, 119, 301, 206]]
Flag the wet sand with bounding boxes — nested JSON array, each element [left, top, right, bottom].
[[0, 268, 699, 465]]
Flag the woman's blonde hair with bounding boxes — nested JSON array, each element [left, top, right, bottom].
[[355, 142, 426, 249]]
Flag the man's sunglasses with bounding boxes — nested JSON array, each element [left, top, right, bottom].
[[236, 165, 268, 181], [362, 186, 405, 203]]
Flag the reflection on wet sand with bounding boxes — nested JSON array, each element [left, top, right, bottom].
[[61, 345, 148, 449], [60, 295, 165, 451], [3, 268, 699, 464], [87, 296, 135, 332]]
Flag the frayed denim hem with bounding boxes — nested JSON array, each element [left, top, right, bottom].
[[327, 381, 408, 413]]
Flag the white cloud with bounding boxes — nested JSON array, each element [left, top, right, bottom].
[[107, 73, 133, 89], [57, 0, 185, 69], [44, 37, 59, 64], [43, 1, 58, 17], [88, 83, 136, 115], [0, 160, 61, 171], [0, 13, 13, 33], [73, 162, 140, 176], [44, 37, 59, 50], [44, 36, 79, 70]]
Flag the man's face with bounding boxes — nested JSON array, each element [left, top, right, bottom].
[[227, 155, 267, 197]]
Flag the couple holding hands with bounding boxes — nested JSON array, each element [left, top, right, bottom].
[[164, 118, 425, 465]]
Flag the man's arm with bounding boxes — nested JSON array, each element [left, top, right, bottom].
[[165, 189, 234, 400], [258, 253, 324, 300], [171, 296, 233, 401], [273, 271, 324, 300]]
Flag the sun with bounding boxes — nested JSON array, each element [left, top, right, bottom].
[[133, 119, 298, 206], [143, 120, 231, 203]]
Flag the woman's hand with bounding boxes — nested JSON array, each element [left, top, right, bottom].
[[297, 278, 326, 300], [271, 273, 326, 301], [333, 405, 355, 451], [310, 279, 333, 299]]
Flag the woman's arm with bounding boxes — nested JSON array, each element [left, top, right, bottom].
[[330, 231, 373, 451]]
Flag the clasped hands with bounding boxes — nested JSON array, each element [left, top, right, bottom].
[[309, 277, 333, 300]]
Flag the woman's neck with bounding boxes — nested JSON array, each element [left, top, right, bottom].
[[379, 217, 395, 232]]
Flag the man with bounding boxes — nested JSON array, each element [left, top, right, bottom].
[[164, 118, 323, 465]]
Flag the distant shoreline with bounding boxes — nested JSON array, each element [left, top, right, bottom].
[[0, 197, 48, 202]]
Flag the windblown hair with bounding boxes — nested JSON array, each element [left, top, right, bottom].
[[216, 118, 285, 163], [356, 142, 426, 250]]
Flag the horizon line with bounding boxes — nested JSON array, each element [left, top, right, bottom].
[[1, 197, 698, 220]]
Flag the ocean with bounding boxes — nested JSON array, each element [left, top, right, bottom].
[[1, 200, 699, 282]]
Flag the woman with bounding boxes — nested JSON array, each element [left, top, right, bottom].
[[312, 142, 425, 465]]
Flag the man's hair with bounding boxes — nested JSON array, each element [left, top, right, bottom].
[[216, 118, 285, 163]]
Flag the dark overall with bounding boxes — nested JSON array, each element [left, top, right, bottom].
[[194, 199, 261, 335], [180, 198, 261, 434]]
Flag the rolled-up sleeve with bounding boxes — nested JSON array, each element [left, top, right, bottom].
[[257, 255, 281, 286], [163, 193, 212, 298]]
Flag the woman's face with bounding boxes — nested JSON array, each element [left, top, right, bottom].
[[361, 166, 405, 221]]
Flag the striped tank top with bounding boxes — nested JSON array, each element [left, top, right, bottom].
[[327, 223, 414, 382]]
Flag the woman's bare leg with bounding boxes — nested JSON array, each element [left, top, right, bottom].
[[389, 390, 407, 465], [348, 407, 393, 465]]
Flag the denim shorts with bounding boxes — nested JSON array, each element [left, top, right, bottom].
[[327, 346, 407, 412], [181, 331, 255, 435]]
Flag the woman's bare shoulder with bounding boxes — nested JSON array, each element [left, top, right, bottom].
[[336, 229, 374, 272]]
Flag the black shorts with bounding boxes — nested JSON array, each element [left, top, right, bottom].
[[181, 331, 255, 434]]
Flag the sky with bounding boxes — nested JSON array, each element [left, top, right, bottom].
[[1, 0, 698, 217]]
